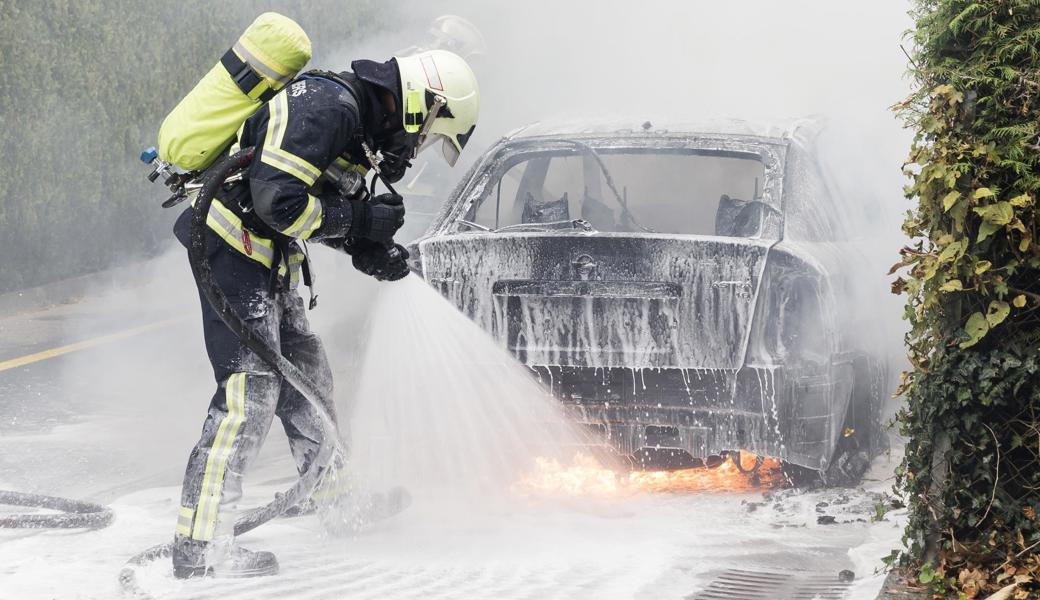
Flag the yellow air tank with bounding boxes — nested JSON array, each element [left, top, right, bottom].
[[158, 13, 311, 171]]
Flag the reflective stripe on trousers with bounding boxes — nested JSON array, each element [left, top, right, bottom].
[[174, 242, 335, 547]]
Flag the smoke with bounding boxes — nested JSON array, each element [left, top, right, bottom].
[[363, 1, 912, 175], [323, 0, 914, 268], [320, 0, 915, 380]]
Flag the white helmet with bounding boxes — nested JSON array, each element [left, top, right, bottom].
[[394, 49, 480, 167]]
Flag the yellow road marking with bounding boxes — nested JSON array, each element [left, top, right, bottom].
[[0, 317, 188, 373]]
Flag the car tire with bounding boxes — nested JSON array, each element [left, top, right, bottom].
[[781, 353, 887, 488], [822, 353, 887, 486], [848, 353, 888, 457]]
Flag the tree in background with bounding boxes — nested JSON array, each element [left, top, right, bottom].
[[894, 0, 1040, 597], [0, 1, 377, 293]]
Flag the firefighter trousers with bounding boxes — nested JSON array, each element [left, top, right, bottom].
[[173, 236, 336, 563]]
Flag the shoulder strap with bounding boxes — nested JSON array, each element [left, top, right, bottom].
[[295, 69, 368, 143], [221, 48, 278, 102], [297, 70, 360, 103]]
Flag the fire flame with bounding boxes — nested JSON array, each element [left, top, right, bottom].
[[513, 452, 785, 496]]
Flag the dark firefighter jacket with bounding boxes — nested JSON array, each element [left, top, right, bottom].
[[174, 70, 390, 277]]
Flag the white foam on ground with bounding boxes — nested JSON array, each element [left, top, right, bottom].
[[0, 470, 905, 600], [0, 270, 908, 599]]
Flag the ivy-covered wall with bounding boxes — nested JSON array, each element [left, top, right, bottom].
[[894, 1, 1040, 597], [0, 1, 377, 293]]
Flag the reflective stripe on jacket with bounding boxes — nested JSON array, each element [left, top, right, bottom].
[[237, 76, 366, 241], [179, 196, 305, 288]]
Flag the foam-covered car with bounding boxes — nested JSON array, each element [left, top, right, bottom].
[[406, 120, 888, 482]]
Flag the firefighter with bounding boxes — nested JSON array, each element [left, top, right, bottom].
[[170, 49, 480, 579]]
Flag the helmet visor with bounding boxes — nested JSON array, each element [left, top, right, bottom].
[[440, 136, 461, 166], [417, 132, 461, 167]]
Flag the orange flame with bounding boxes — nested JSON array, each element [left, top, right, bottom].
[[513, 452, 785, 496]]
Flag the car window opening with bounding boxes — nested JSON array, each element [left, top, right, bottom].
[[465, 148, 771, 237]]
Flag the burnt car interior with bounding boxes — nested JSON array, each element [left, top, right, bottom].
[[462, 147, 774, 238]]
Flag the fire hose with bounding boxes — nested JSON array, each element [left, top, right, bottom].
[[0, 490, 114, 529], [118, 147, 343, 596]]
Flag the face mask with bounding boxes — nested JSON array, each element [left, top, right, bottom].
[[372, 129, 414, 183]]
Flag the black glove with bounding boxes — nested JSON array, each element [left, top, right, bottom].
[[351, 239, 410, 282], [348, 193, 405, 244]]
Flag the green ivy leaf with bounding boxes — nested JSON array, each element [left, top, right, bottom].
[[959, 312, 989, 348], [986, 300, 1010, 327], [973, 187, 995, 199], [950, 199, 969, 233], [1009, 193, 1032, 207], [973, 201, 1014, 226], [939, 279, 963, 292], [942, 191, 960, 212], [922, 257, 940, 281], [919, 562, 936, 584], [977, 221, 1001, 243], [938, 240, 965, 262]]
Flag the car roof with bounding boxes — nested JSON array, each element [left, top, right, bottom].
[[501, 117, 819, 144]]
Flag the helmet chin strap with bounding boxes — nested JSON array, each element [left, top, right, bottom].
[[363, 93, 446, 194], [362, 140, 401, 196]]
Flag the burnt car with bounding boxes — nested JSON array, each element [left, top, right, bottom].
[[407, 120, 889, 483]]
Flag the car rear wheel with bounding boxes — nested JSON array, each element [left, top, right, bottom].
[[823, 353, 887, 486], [782, 353, 887, 488]]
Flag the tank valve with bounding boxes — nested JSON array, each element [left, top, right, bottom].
[[140, 147, 176, 184], [140, 146, 197, 208]]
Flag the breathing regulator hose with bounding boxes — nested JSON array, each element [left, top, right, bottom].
[[119, 147, 343, 596]]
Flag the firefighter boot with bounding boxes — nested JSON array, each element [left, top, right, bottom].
[[172, 534, 279, 579]]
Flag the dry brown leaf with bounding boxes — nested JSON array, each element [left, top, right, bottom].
[[981, 583, 1018, 600], [960, 567, 988, 599]]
